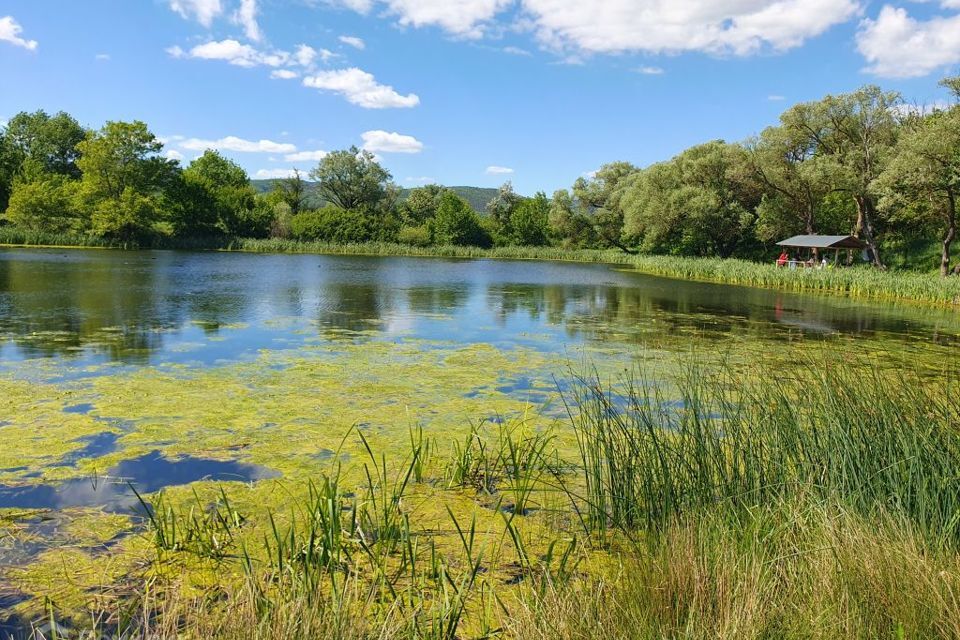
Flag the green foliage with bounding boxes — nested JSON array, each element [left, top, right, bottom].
[[308, 146, 396, 212], [182, 150, 257, 236], [432, 192, 491, 247], [622, 141, 760, 257], [507, 191, 550, 246], [3, 174, 81, 232], [485, 181, 522, 228], [291, 205, 397, 243], [400, 184, 447, 226], [397, 224, 433, 247]]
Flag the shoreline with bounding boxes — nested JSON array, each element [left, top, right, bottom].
[[2, 238, 958, 307]]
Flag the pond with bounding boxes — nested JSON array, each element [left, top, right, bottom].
[[0, 247, 959, 613]]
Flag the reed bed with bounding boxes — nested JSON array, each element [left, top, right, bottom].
[[10, 359, 960, 639], [4, 227, 959, 305]]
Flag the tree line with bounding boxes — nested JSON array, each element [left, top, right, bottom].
[[1, 77, 958, 274]]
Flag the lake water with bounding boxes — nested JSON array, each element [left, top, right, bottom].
[[1, 247, 959, 615]]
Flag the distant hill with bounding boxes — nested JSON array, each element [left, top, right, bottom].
[[250, 180, 500, 214]]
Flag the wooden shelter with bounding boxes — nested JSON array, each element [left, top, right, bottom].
[[775, 234, 866, 266]]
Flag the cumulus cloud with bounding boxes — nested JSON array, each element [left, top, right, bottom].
[[522, 0, 861, 56], [177, 39, 289, 67], [95, 53, 111, 61], [169, 0, 223, 27], [329, 0, 858, 55], [502, 45, 531, 56], [361, 130, 424, 153], [339, 35, 366, 49], [256, 168, 298, 179], [284, 150, 329, 161], [303, 68, 420, 108], [332, 0, 510, 38], [857, 5, 960, 78], [0, 16, 38, 50], [636, 66, 664, 75], [166, 149, 185, 161], [486, 165, 514, 175], [234, 0, 262, 42], [768, 94, 786, 101], [180, 136, 297, 153], [271, 69, 299, 79]]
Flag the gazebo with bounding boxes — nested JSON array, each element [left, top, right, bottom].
[[775, 234, 866, 266]]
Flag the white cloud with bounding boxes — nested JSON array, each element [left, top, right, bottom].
[[284, 150, 328, 161], [339, 35, 366, 49], [234, 0, 262, 42], [486, 165, 514, 175], [768, 94, 786, 101], [166, 149, 185, 161], [503, 45, 531, 55], [857, 5, 960, 78], [166, 45, 186, 58], [331, 0, 858, 54], [361, 130, 424, 153], [0, 16, 38, 51], [271, 69, 299, 79], [303, 68, 420, 108], [405, 176, 436, 183], [95, 53, 111, 61], [295, 44, 316, 66], [636, 66, 664, 75], [522, 0, 860, 56], [180, 39, 289, 67], [180, 136, 297, 153], [169, 0, 223, 27], [893, 100, 951, 116], [256, 168, 298, 179], [386, 0, 510, 38]]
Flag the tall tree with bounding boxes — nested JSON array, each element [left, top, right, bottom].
[[779, 86, 901, 267], [75, 120, 174, 239], [3, 110, 86, 179], [402, 184, 447, 225], [572, 161, 639, 252], [509, 191, 550, 246], [183, 150, 256, 235], [274, 168, 308, 216], [486, 181, 522, 229], [748, 123, 834, 243], [309, 147, 393, 212], [875, 102, 960, 276]]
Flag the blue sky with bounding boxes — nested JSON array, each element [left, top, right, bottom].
[[1, 0, 959, 194]]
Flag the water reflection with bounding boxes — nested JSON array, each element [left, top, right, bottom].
[[0, 451, 278, 511], [1, 248, 958, 365]]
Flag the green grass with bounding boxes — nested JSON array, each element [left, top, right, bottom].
[[15, 358, 960, 639], [3, 227, 960, 305]]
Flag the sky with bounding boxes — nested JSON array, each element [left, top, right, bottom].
[[1, 0, 959, 194]]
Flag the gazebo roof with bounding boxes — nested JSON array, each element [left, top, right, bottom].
[[776, 234, 866, 249]]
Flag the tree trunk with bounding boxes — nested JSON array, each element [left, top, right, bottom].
[[806, 206, 817, 260], [853, 195, 884, 269], [944, 190, 957, 277]]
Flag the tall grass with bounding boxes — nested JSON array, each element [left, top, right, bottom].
[[14, 360, 960, 639], [563, 363, 960, 544]]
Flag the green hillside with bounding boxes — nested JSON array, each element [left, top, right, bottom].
[[250, 180, 501, 214]]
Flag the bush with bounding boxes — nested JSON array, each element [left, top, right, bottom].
[[291, 206, 398, 244], [431, 192, 492, 247], [397, 224, 432, 247]]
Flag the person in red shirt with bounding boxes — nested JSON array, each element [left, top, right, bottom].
[[776, 251, 789, 267]]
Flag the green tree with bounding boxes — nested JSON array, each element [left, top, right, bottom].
[[622, 142, 759, 257], [486, 181, 522, 229], [183, 150, 257, 235], [402, 184, 447, 225], [875, 104, 960, 276], [309, 147, 394, 212], [432, 191, 491, 247], [291, 205, 396, 243], [548, 188, 596, 247], [572, 162, 639, 252], [509, 191, 550, 246], [274, 169, 308, 216], [0, 110, 86, 212], [4, 174, 81, 232], [778, 86, 901, 267], [75, 120, 175, 240]]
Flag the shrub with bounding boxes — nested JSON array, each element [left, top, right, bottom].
[[431, 192, 492, 247], [291, 206, 398, 243], [397, 224, 432, 247]]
